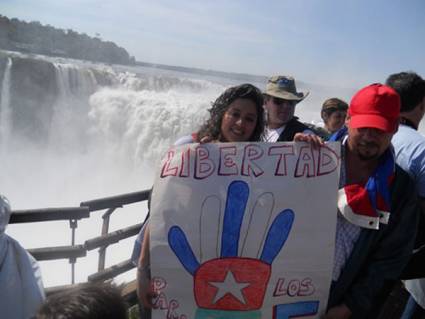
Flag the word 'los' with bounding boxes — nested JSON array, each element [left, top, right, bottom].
[[273, 277, 315, 297], [161, 143, 339, 180]]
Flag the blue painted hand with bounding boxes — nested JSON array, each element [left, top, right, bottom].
[[168, 180, 295, 318]]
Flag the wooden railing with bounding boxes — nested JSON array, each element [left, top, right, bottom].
[[9, 189, 150, 303]]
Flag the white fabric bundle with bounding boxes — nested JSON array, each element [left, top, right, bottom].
[[0, 195, 45, 319]]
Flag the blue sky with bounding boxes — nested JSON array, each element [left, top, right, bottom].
[[2, 0, 425, 87]]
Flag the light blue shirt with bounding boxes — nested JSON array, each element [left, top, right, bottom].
[[392, 124, 425, 197]]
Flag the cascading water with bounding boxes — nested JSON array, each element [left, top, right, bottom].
[[48, 62, 100, 152], [0, 57, 12, 153], [87, 80, 219, 164], [0, 52, 227, 286]]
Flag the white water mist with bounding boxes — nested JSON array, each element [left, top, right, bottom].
[[0, 57, 12, 153]]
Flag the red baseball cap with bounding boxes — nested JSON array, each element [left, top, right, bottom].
[[348, 83, 400, 133]]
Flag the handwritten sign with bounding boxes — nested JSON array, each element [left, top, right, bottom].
[[150, 142, 340, 319]]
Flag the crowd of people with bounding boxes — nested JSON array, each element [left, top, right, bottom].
[[2, 72, 425, 318], [135, 73, 425, 319]]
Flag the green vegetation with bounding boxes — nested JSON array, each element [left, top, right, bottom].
[[0, 15, 135, 65]]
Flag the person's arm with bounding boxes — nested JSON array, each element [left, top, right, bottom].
[[137, 224, 156, 308]]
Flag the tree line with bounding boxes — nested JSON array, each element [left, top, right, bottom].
[[0, 15, 135, 65]]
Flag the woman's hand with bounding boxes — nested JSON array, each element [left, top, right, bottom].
[[294, 133, 324, 149]]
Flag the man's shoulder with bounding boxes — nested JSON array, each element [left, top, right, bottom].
[[303, 123, 330, 139], [393, 125, 425, 146], [290, 117, 309, 129], [393, 126, 425, 171], [277, 118, 309, 141], [284, 118, 310, 133]]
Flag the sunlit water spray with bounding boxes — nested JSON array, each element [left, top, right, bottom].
[[0, 57, 12, 153]]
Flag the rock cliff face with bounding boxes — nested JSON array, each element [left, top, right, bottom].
[[0, 53, 116, 144], [7, 56, 58, 141]]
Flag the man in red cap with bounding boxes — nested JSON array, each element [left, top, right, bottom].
[[297, 83, 418, 318]]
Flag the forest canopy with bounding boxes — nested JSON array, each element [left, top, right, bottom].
[[0, 15, 135, 65]]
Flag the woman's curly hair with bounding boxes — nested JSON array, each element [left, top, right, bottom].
[[197, 83, 265, 142]]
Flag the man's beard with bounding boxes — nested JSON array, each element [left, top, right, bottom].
[[357, 151, 380, 161], [356, 142, 381, 161]]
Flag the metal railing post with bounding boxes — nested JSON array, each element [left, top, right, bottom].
[[98, 207, 117, 271], [69, 219, 78, 284]]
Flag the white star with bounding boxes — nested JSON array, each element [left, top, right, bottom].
[[209, 269, 250, 304]]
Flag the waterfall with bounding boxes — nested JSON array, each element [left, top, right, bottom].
[[48, 63, 100, 152], [0, 54, 226, 286], [0, 57, 13, 153], [54, 62, 99, 96]]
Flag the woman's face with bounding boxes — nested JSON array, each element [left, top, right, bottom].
[[220, 98, 258, 142], [324, 110, 347, 133]]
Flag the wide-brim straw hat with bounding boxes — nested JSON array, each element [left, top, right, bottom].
[[265, 75, 309, 102]]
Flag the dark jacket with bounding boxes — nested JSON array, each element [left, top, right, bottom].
[[305, 123, 332, 141], [276, 117, 310, 142], [328, 165, 419, 318]]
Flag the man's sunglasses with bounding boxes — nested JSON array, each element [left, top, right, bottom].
[[272, 97, 295, 106]]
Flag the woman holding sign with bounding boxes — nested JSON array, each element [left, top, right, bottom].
[[136, 83, 266, 317]]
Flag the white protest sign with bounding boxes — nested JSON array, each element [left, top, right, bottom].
[[149, 142, 340, 319]]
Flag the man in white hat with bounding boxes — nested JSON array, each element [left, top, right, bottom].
[[263, 75, 313, 142]]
